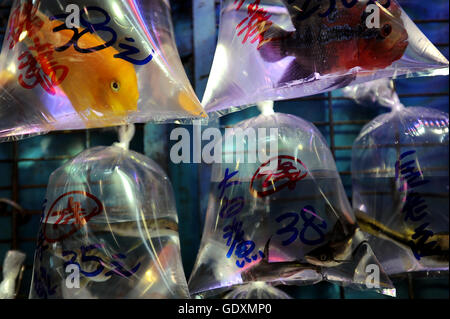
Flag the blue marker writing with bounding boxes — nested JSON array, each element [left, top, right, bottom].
[[276, 205, 328, 247], [395, 150, 440, 260], [50, 6, 153, 65]]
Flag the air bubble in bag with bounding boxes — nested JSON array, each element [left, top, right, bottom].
[[0, 0, 206, 142], [29, 143, 190, 299], [188, 110, 394, 297]]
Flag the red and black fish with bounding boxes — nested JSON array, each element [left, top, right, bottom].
[[258, 0, 408, 85]]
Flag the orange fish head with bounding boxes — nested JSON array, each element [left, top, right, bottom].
[[357, 3, 408, 71], [100, 60, 140, 118]]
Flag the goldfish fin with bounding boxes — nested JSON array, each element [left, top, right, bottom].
[[258, 25, 292, 63], [177, 91, 207, 118]]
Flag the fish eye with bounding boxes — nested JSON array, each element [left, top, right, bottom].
[[320, 254, 328, 261], [110, 81, 121, 92], [380, 24, 392, 38]]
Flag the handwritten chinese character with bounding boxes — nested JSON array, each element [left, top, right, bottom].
[[402, 192, 429, 222], [251, 155, 308, 197], [218, 168, 241, 199], [219, 196, 245, 219], [7, 3, 43, 50], [395, 150, 430, 191], [409, 223, 438, 260], [264, 158, 307, 189], [235, 0, 276, 49], [17, 50, 68, 95], [393, 149, 439, 261], [234, 0, 246, 10], [51, 196, 88, 227], [223, 217, 245, 258], [235, 240, 264, 268]]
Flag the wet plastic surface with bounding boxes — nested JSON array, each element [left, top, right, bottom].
[[29, 145, 190, 299], [202, 0, 448, 115], [189, 112, 394, 297], [350, 82, 449, 277], [0, 0, 206, 142]]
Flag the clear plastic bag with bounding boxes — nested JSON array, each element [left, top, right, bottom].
[[29, 126, 190, 299], [0, 0, 206, 142], [188, 111, 394, 297], [0, 250, 26, 299], [223, 282, 292, 299], [202, 0, 449, 114], [350, 82, 449, 277], [341, 78, 396, 107]]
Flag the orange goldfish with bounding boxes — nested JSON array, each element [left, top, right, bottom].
[[259, 0, 408, 84], [11, 4, 139, 127]]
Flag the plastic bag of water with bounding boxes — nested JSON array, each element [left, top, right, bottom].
[[202, 0, 448, 115], [0, 0, 206, 142], [29, 126, 190, 299], [188, 108, 394, 297], [348, 80, 449, 277]]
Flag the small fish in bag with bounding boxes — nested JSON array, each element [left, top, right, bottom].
[[188, 104, 394, 297], [29, 126, 190, 298], [348, 79, 449, 276]]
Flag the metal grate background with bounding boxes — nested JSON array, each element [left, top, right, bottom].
[[0, 0, 448, 299]]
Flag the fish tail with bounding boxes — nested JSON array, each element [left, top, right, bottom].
[[177, 90, 207, 118], [258, 25, 292, 63]]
